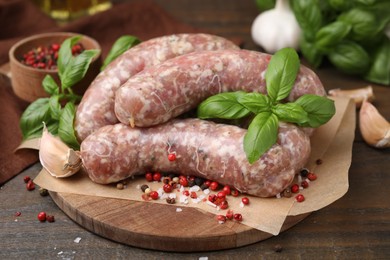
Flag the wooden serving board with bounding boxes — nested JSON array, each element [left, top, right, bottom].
[[50, 191, 309, 252]]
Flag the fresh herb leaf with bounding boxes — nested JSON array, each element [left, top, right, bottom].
[[328, 40, 370, 75], [294, 94, 335, 127], [101, 35, 140, 71], [20, 98, 53, 140], [61, 49, 100, 89], [265, 47, 300, 103], [58, 102, 80, 150], [364, 37, 390, 85], [299, 38, 323, 68], [42, 75, 59, 95], [255, 0, 275, 11], [272, 103, 308, 124], [49, 95, 61, 120], [197, 91, 250, 119], [243, 112, 279, 164], [237, 92, 271, 114], [290, 0, 323, 41], [57, 36, 81, 78], [315, 21, 351, 52]]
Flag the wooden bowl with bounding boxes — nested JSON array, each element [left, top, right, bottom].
[[9, 32, 102, 103]]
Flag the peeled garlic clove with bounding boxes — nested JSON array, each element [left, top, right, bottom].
[[328, 86, 374, 108], [359, 100, 390, 148], [39, 125, 82, 177]]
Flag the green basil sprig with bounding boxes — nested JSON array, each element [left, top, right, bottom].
[[198, 48, 335, 164], [20, 36, 100, 150], [101, 35, 140, 71]]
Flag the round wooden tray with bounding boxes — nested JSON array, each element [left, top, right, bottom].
[[50, 191, 309, 252]]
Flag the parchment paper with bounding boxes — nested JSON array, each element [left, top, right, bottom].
[[34, 96, 355, 235]]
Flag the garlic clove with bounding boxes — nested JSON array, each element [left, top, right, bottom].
[[359, 100, 390, 148], [328, 86, 374, 108], [39, 124, 82, 178]]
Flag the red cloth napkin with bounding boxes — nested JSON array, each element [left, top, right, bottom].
[[0, 0, 203, 184]]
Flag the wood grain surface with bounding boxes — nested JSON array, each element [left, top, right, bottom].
[[48, 191, 309, 252], [1, 0, 390, 259]]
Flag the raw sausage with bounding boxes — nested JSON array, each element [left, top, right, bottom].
[[75, 34, 239, 141], [115, 49, 326, 127], [80, 119, 311, 197]]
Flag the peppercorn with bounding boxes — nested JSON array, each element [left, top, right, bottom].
[[274, 244, 283, 253], [290, 184, 300, 193], [168, 153, 177, 161], [37, 211, 46, 222], [230, 189, 240, 197], [153, 172, 162, 182], [140, 184, 149, 193], [194, 177, 204, 186], [46, 215, 55, 223], [241, 197, 250, 205], [300, 168, 309, 178], [23, 176, 31, 183], [145, 172, 153, 182], [295, 194, 305, 202], [26, 180, 35, 191], [316, 159, 323, 165], [301, 180, 309, 189], [209, 181, 219, 191], [307, 172, 317, 181], [163, 183, 173, 193], [225, 210, 234, 220], [166, 197, 176, 204], [219, 200, 229, 210], [282, 188, 292, 198], [39, 188, 49, 196], [233, 213, 243, 221], [149, 191, 159, 200], [144, 188, 152, 195], [222, 185, 231, 195], [216, 215, 226, 223]]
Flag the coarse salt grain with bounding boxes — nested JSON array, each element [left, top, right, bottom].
[[203, 188, 210, 195], [176, 208, 183, 212], [169, 193, 176, 199], [74, 237, 82, 243], [240, 202, 244, 208], [189, 185, 200, 192], [199, 257, 208, 260], [179, 195, 189, 204], [276, 193, 281, 199], [206, 200, 217, 208]]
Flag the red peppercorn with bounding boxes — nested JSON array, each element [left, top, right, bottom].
[[23, 176, 31, 183], [183, 190, 190, 196], [168, 153, 176, 161], [226, 210, 234, 220], [37, 211, 47, 222], [15, 211, 22, 217], [153, 172, 162, 182], [219, 200, 229, 210], [307, 172, 317, 181], [190, 191, 197, 199], [217, 191, 226, 200], [216, 215, 226, 223], [233, 213, 243, 222], [179, 177, 189, 187], [295, 194, 305, 202], [241, 197, 250, 205], [209, 181, 219, 191], [208, 194, 217, 203], [46, 215, 55, 223], [149, 191, 159, 200], [230, 189, 240, 197], [222, 185, 231, 195], [291, 184, 300, 193], [145, 172, 153, 182], [301, 180, 309, 189], [26, 180, 35, 191], [203, 180, 212, 188], [51, 43, 60, 52], [163, 184, 172, 193]]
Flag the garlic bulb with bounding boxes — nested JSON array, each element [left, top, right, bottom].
[[328, 86, 374, 108], [39, 124, 82, 178], [251, 0, 301, 53], [359, 100, 390, 148]]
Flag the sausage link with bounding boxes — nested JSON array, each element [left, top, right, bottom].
[[75, 34, 239, 141], [80, 119, 311, 197], [115, 49, 326, 127]]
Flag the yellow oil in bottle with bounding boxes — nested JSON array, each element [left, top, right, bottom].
[[33, 0, 112, 22]]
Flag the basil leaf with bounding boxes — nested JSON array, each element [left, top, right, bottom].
[[338, 8, 382, 42], [294, 95, 335, 128], [57, 36, 81, 79], [290, 0, 323, 41], [265, 48, 300, 103], [272, 103, 308, 124], [58, 102, 80, 150], [237, 93, 271, 114], [197, 91, 250, 119], [315, 21, 351, 52], [49, 95, 62, 120], [327, 0, 352, 11], [299, 37, 323, 68], [328, 40, 370, 75], [20, 98, 53, 140], [101, 35, 141, 71], [61, 49, 100, 89], [365, 38, 390, 85], [244, 112, 279, 164], [42, 75, 59, 95]]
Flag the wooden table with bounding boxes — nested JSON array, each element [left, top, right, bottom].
[[1, 0, 390, 258]]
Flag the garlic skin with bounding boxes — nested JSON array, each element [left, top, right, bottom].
[[328, 86, 374, 108], [359, 100, 390, 148], [39, 125, 82, 178], [251, 0, 301, 53]]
